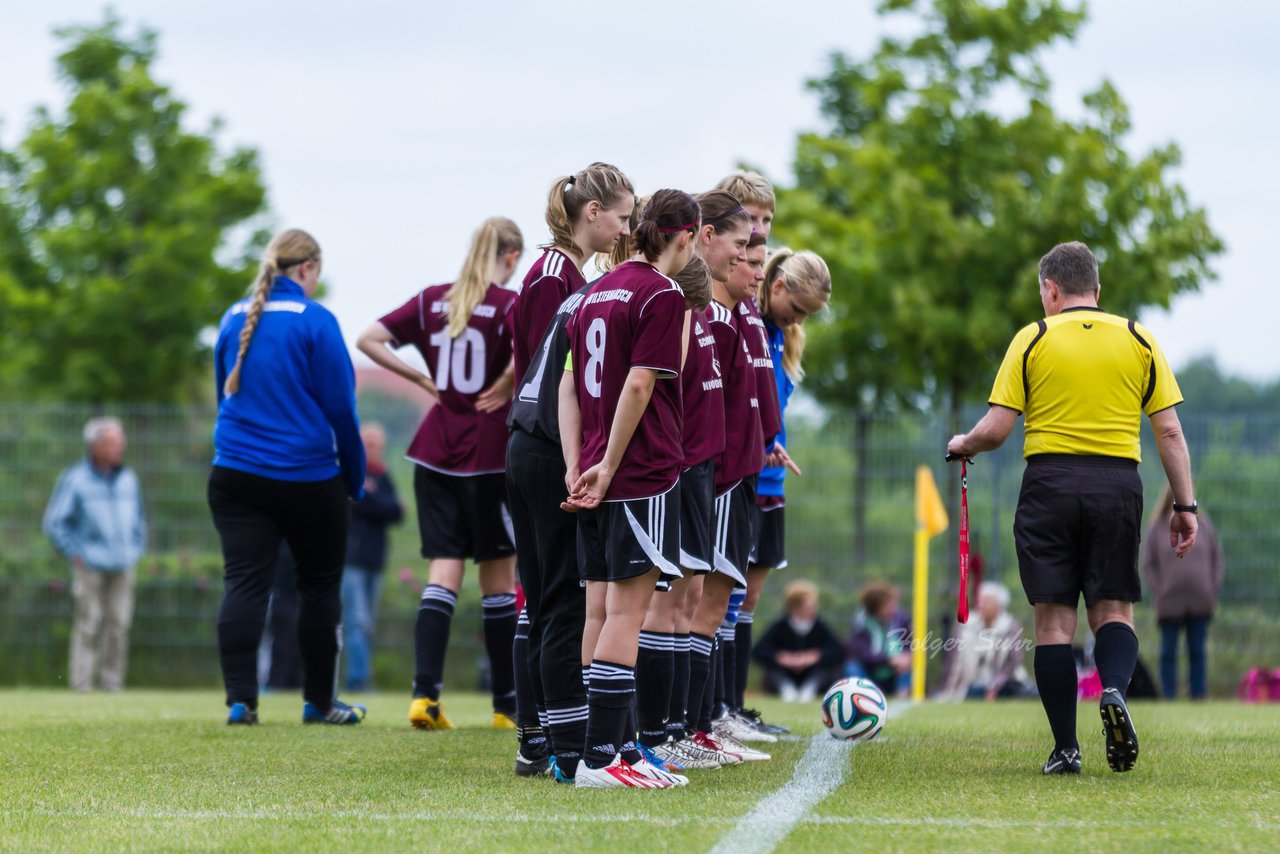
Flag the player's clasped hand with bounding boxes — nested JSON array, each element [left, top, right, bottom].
[[562, 463, 612, 511]]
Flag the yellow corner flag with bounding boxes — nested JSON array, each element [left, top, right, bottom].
[[915, 465, 949, 538], [912, 465, 949, 701]]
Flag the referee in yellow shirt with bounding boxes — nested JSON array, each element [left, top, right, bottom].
[[947, 241, 1198, 776]]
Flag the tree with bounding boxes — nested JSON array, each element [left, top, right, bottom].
[[0, 14, 267, 403], [771, 0, 1224, 560]]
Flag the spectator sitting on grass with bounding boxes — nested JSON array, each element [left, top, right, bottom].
[[751, 580, 846, 702], [848, 580, 912, 697], [938, 581, 1036, 701]]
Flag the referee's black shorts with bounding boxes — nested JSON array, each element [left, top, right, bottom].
[[1013, 454, 1144, 608]]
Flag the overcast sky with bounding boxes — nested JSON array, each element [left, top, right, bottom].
[[4, 1, 1277, 380]]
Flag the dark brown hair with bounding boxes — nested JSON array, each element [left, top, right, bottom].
[[675, 254, 712, 311], [632, 189, 700, 262], [695, 190, 752, 234]]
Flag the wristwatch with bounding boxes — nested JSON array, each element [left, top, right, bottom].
[[1172, 501, 1198, 515]]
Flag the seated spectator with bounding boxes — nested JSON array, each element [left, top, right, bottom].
[[752, 580, 846, 702], [938, 581, 1035, 701], [848, 581, 912, 697]]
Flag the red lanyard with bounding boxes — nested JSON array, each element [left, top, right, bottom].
[[957, 457, 971, 623]]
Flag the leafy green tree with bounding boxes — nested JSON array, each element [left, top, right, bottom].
[[0, 14, 267, 403], [772, 0, 1223, 559]]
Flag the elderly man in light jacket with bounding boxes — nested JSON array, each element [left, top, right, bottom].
[[43, 417, 146, 691]]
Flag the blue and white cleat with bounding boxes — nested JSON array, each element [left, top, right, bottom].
[[303, 699, 367, 725]]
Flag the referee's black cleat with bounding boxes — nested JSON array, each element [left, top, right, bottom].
[[1100, 688, 1139, 772], [1042, 746, 1082, 775]]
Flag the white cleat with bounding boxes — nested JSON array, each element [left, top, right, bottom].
[[629, 758, 686, 787], [715, 711, 778, 743], [574, 756, 660, 788], [713, 730, 772, 762]]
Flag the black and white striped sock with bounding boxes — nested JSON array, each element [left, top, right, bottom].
[[413, 585, 457, 700]]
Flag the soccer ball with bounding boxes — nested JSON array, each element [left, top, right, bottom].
[[820, 677, 887, 742]]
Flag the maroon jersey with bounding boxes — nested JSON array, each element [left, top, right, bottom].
[[568, 260, 685, 501], [682, 306, 725, 468], [738, 298, 782, 443], [710, 299, 764, 494], [379, 282, 517, 474], [512, 248, 587, 387]]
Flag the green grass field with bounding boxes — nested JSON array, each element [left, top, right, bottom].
[[1, 690, 1276, 852]]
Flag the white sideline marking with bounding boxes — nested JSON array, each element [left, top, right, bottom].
[[707, 701, 917, 854], [7, 808, 1277, 833]]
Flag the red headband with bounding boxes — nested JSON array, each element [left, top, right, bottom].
[[658, 220, 699, 233]]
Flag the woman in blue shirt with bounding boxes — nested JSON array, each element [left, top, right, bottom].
[[208, 228, 367, 726]]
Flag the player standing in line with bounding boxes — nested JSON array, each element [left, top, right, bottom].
[[559, 189, 698, 789], [681, 191, 770, 763], [737, 247, 831, 733], [507, 165, 635, 778], [708, 230, 777, 744], [357, 218, 524, 731], [635, 254, 726, 772], [208, 228, 367, 726]]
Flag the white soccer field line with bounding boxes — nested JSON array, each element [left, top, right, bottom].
[[9, 807, 1278, 833], [705, 700, 915, 854]]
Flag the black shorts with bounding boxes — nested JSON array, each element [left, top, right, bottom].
[[750, 503, 787, 570], [578, 486, 680, 588], [1013, 454, 1143, 608], [577, 485, 681, 586], [414, 466, 514, 562], [712, 477, 755, 588], [679, 460, 714, 573]]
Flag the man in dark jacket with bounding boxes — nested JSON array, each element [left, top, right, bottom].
[[752, 580, 846, 702], [342, 423, 403, 691]]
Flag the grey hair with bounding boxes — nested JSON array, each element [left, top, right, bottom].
[[1038, 241, 1099, 296], [83, 416, 124, 447], [978, 581, 1011, 610]]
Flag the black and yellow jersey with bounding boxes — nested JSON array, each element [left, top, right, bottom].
[[989, 306, 1182, 461]]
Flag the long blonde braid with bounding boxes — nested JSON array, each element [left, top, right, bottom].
[[223, 228, 320, 396]]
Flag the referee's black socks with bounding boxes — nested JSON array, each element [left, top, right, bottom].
[[1034, 644, 1078, 751], [1094, 622, 1139, 699]]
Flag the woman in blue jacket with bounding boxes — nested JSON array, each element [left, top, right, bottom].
[[208, 228, 367, 726]]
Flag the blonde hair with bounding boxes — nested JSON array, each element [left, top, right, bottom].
[[714, 170, 775, 212], [449, 217, 523, 338], [784, 579, 819, 612], [224, 228, 320, 396], [759, 248, 832, 381], [597, 194, 646, 272], [545, 163, 634, 255]]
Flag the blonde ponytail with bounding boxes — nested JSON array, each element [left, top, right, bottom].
[[448, 217, 523, 338], [224, 228, 320, 396], [544, 162, 635, 256], [760, 248, 831, 382]]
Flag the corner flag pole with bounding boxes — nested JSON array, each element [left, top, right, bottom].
[[912, 465, 948, 702]]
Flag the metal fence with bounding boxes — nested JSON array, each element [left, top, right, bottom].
[[2, 400, 1276, 695]]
